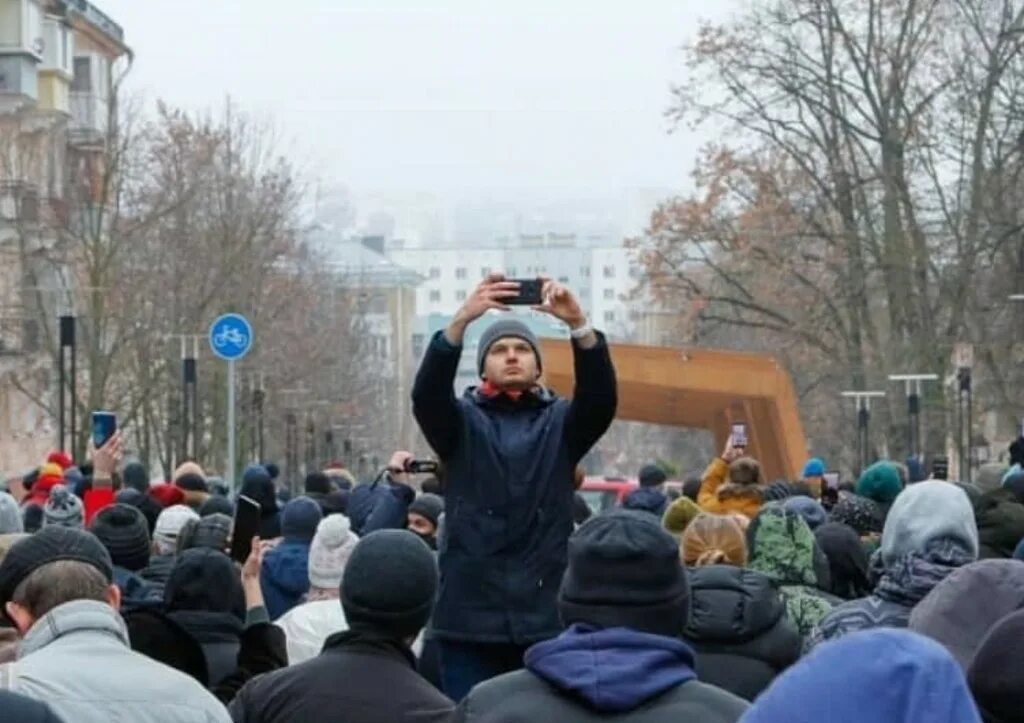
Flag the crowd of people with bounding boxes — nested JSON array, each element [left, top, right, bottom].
[[0, 274, 1019, 722]]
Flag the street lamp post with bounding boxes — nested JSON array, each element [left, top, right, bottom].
[[888, 374, 939, 462], [841, 391, 887, 475]]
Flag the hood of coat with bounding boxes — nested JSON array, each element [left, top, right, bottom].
[[874, 538, 976, 610], [747, 506, 829, 589], [739, 629, 981, 723], [18, 599, 129, 658], [621, 487, 669, 518], [814, 522, 872, 600], [525, 624, 697, 713], [909, 559, 1024, 670], [164, 548, 244, 619], [684, 565, 787, 643], [974, 489, 1024, 558], [262, 540, 313, 596]]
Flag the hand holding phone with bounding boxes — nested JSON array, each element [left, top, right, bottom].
[[92, 411, 117, 450], [506, 279, 543, 306]]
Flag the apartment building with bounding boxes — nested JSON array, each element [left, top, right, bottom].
[[0, 0, 128, 470]]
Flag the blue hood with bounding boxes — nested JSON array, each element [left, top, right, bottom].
[[262, 540, 311, 595], [739, 629, 981, 723], [621, 488, 668, 517], [525, 624, 697, 713]]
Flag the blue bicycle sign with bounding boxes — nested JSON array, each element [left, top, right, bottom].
[[209, 313, 253, 361]]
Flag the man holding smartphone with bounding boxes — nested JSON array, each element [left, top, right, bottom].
[[412, 273, 617, 701]]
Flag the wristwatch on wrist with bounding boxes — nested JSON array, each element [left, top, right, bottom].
[[569, 321, 593, 340]]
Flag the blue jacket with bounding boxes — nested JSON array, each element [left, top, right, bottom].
[[739, 629, 981, 723], [412, 330, 616, 644], [260, 540, 311, 620], [622, 488, 669, 517], [456, 625, 748, 721]]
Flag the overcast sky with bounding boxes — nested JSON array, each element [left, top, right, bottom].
[[98, 0, 733, 203]]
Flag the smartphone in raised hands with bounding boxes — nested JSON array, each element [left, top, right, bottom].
[[730, 422, 748, 449]]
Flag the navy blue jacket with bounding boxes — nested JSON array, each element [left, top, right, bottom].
[[412, 330, 617, 644]]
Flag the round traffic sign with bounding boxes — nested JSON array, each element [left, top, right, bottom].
[[209, 313, 253, 361]]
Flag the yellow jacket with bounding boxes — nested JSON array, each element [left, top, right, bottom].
[[697, 457, 763, 519]]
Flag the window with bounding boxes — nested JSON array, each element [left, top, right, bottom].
[[455, 267, 467, 280], [456, 290, 467, 301], [481, 267, 491, 278], [604, 311, 615, 323], [412, 333, 425, 358], [42, 19, 72, 74], [428, 267, 440, 279], [429, 290, 441, 302], [558, 276, 569, 284], [581, 266, 591, 277], [603, 266, 615, 279], [603, 289, 615, 300], [72, 57, 92, 92]]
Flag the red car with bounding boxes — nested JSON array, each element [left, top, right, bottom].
[[579, 477, 638, 515]]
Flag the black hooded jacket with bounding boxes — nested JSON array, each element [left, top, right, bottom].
[[165, 548, 246, 688], [682, 565, 802, 701]]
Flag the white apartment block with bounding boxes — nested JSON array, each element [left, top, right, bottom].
[[389, 235, 640, 340]]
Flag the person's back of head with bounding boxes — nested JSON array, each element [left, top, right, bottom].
[[746, 505, 825, 588], [813, 522, 871, 600], [728, 458, 762, 487], [968, 608, 1024, 723], [559, 508, 689, 637], [341, 529, 437, 641], [662, 496, 701, 537], [783, 496, 827, 531], [164, 548, 244, 619], [197, 494, 233, 518], [122, 461, 149, 494], [305, 471, 332, 496], [90, 504, 151, 572], [281, 496, 323, 544], [681, 513, 748, 567], [308, 514, 359, 596], [638, 464, 668, 489], [153, 504, 200, 556], [856, 461, 903, 506], [739, 629, 980, 723], [880, 480, 979, 567], [0, 492, 23, 534], [0, 526, 116, 634], [42, 484, 84, 530], [682, 476, 702, 502]]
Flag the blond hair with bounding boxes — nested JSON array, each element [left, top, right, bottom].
[[681, 513, 748, 567]]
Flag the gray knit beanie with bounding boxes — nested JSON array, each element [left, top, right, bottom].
[[476, 319, 542, 377], [43, 484, 84, 529]]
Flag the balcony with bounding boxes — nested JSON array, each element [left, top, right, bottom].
[[65, 0, 125, 44], [68, 90, 107, 148]]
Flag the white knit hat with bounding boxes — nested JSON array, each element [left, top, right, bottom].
[[154, 504, 200, 554], [308, 514, 359, 590]]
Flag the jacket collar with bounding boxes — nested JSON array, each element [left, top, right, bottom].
[[19, 600, 129, 658], [321, 628, 417, 668], [468, 382, 555, 409]]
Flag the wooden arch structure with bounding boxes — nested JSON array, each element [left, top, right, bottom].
[[539, 340, 809, 482]]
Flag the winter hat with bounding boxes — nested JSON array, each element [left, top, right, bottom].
[[976, 463, 1007, 493], [240, 465, 278, 514], [638, 464, 668, 488], [909, 560, 1024, 670], [968, 608, 1024, 723], [264, 462, 281, 481], [762, 481, 791, 502], [0, 492, 23, 534], [1001, 472, 1024, 503], [856, 461, 903, 506], [407, 493, 444, 528], [116, 489, 162, 535], [90, 504, 151, 572], [281, 497, 323, 543], [35, 463, 65, 494], [198, 495, 233, 517], [148, 483, 186, 509], [881, 480, 979, 566], [63, 467, 84, 494], [662, 496, 701, 537], [559, 508, 689, 638], [953, 481, 983, 506], [47, 451, 73, 471], [814, 522, 871, 600], [122, 462, 149, 493], [784, 496, 827, 531], [191, 513, 232, 551], [681, 512, 747, 567], [320, 491, 350, 517], [165, 548, 244, 619], [476, 318, 542, 376], [43, 484, 84, 529], [829, 492, 884, 536], [173, 461, 205, 483], [207, 477, 229, 498], [21, 505, 43, 533], [802, 458, 825, 478], [305, 472, 332, 496], [153, 504, 200, 554], [906, 457, 926, 484], [740, 629, 982, 723], [0, 526, 113, 611], [308, 514, 360, 589], [174, 473, 208, 494], [341, 529, 438, 639]]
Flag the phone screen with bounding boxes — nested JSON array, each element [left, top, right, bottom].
[[508, 278, 543, 306], [92, 411, 117, 449], [731, 423, 748, 448], [230, 495, 262, 563], [823, 472, 840, 490]]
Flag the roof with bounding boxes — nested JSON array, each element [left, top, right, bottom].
[[322, 239, 422, 287]]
